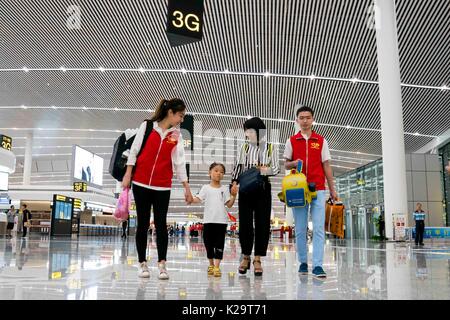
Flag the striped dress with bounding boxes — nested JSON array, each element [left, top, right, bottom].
[[231, 142, 280, 182]]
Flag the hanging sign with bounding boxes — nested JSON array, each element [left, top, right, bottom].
[[166, 0, 204, 47]]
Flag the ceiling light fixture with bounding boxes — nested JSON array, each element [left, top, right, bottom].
[[310, 74, 316, 81], [139, 67, 145, 73], [1, 67, 447, 91], [224, 69, 229, 74], [264, 72, 271, 78], [181, 68, 187, 74]]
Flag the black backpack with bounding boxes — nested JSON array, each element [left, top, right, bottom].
[[109, 120, 153, 181]]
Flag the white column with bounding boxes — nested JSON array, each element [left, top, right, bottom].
[[22, 132, 33, 185], [385, 243, 412, 299], [285, 250, 295, 299], [14, 283, 23, 300], [374, 0, 408, 239]]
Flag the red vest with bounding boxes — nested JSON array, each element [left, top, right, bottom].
[[133, 129, 179, 188], [290, 131, 326, 191]]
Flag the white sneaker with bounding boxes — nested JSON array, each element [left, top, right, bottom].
[[158, 262, 169, 280], [138, 262, 150, 278]]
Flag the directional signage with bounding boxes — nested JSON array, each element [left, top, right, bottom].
[[0, 134, 12, 151], [166, 0, 204, 47], [73, 198, 83, 210], [73, 181, 87, 192]]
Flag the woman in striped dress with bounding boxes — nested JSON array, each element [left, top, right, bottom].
[[230, 117, 280, 276]]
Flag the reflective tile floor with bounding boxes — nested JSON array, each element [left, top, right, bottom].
[[0, 234, 450, 300]]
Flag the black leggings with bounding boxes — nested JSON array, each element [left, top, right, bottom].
[[238, 183, 272, 256], [203, 223, 227, 260], [133, 184, 171, 263]]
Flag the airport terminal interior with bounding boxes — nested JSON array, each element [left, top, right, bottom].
[[1, 0, 450, 300]]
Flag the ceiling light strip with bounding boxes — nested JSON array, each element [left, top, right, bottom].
[[0, 67, 448, 91]]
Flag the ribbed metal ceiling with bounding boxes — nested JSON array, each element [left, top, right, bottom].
[[1, 0, 449, 184]]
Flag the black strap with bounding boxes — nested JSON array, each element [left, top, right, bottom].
[[136, 120, 153, 159]]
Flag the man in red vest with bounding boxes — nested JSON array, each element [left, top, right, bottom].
[[284, 106, 338, 279]]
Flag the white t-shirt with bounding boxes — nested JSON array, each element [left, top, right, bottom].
[[283, 135, 331, 162], [196, 184, 231, 224]]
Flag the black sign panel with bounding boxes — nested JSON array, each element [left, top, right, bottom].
[[51, 194, 74, 236], [0, 134, 12, 151], [180, 114, 194, 151], [73, 182, 87, 192], [166, 0, 204, 47], [72, 198, 82, 235]]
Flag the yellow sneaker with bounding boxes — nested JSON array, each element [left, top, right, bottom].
[[207, 265, 214, 275], [213, 266, 222, 277]]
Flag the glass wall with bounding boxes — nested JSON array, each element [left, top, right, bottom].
[[439, 142, 450, 227], [336, 159, 384, 209], [336, 159, 384, 240], [337, 152, 449, 240]]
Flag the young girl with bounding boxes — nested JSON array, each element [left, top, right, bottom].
[[191, 162, 237, 277], [122, 98, 193, 280]]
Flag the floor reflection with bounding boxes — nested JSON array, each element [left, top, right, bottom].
[[0, 234, 449, 300]]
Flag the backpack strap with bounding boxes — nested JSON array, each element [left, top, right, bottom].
[[137, 120, 153, 159], [267, 143, 273, 158], [243, 143, 249, 154]]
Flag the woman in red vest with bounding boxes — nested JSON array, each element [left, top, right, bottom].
[[122, 98, 193, 280]]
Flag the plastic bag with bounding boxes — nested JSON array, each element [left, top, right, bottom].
[[114, 188, 130, 221]]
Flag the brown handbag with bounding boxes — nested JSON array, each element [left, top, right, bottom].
[[325, 198, 345, 239]]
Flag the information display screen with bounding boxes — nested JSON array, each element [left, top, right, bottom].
[[54, 200, 73, 220], [72, 145, 103, 187]]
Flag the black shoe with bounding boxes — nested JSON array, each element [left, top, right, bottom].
[[419, 243, 424, 246], [298, 263, 308, 275]]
